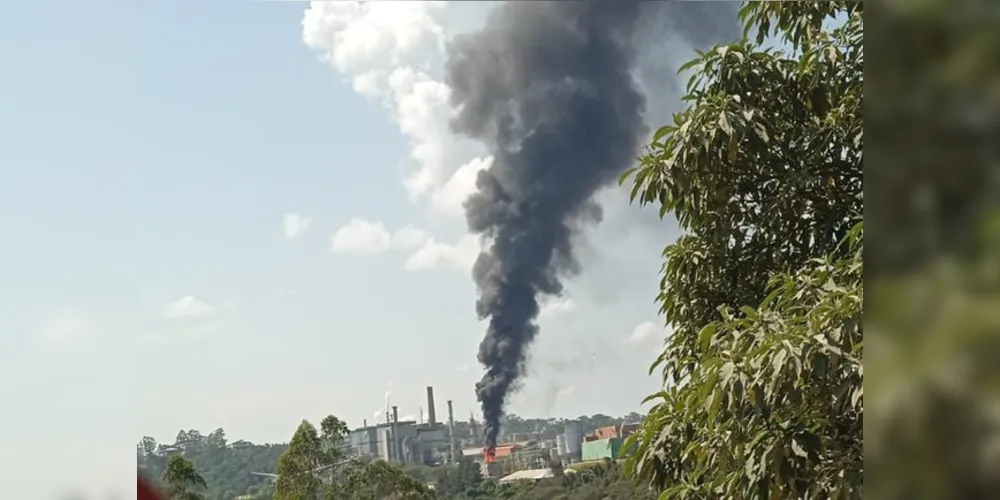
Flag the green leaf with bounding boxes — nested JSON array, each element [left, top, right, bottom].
[[744, 451, 756, 478], [706, 387, 723, 424], [678, 57, 701, 74], [642, 391, 670, 405], [720, 361, 735, 385], [754, 123, 769, 143], [653, 126, 672, 143], [771, 350, 787, 375], [718, 112, 733, 136], [698, 323, 717, 352], [739, 305, 758, 319], [618, 167, 638, 186]]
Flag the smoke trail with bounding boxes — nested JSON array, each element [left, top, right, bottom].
[[446, 1, 739, 450]]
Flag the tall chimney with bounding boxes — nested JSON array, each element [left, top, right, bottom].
[[392, 405, 400, 463], [447, 400, 457, 463], [426, 386, 437, 425]]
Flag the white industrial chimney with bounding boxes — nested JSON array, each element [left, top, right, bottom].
[[447, 400, 457, 463], [426, 386, 437, 425]]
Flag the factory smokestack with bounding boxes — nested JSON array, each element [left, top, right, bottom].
[[391, 405, 399, 463], [426, 386, 437, 425], [447, 400, 457, 463], [445, 0, 739, 452]]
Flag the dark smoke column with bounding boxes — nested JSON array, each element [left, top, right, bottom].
[[446, 1, 647, 452]]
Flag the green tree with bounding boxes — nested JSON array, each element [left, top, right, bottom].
[[275, 420, 326, 500], [320, 414, 350, 463], [137, 432, 287, 498], [163, 455, 207, 500], [622, 1, 863, 498], [340, 460, 435, 500], [434, 458, 484, 498]]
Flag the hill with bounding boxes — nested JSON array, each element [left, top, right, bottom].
[[137, 413, 650, 500]]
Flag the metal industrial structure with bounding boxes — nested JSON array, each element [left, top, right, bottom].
[[562, 420, 583, 463], [447, 399, 457, 463], [341, 387, 643, 473], [346, 386, 459, 466], [579, 422, 641, 462]]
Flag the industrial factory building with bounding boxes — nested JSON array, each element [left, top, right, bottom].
[[347, 386, 459, 466], [343, 385, 643, 479], [580, 422, 640, 462]]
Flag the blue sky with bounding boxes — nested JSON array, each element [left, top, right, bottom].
[[0, 1, 712, 497]]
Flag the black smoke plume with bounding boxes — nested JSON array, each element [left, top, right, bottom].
[[445, 1, 739, 450]]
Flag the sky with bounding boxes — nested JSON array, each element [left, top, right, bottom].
[[0, 1, 703, 498]]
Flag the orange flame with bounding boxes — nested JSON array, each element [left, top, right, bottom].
[[484, 446, 496, 464]]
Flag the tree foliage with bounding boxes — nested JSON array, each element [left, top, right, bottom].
[[137, 412, 643, 500], [276, 421, 327, 500], [163, 455, 208, 500], [429, 459, 484, 498], [272, 416, 437, 500], [138, 431, 286, 500], [622, 1, 863, 498], [863, 1, 1000, 497], [339, 460, 435, 500]]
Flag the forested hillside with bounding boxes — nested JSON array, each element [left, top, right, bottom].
[[137, 413, 646, 500], [137, 429, 286, 499]]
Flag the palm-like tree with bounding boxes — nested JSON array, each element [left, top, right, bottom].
[[163, 455, 207, 500]]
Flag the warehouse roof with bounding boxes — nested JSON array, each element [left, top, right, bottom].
[[499, 469, 555, 483]]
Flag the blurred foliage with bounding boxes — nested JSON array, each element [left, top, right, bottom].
[[865, 0, 1000, 498], [622, 1, 863, 498], [138, 430, 286, 500], [164, 455, 208, 500]]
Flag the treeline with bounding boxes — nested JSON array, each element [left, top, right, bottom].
[[136, 413, 646, 500], [137, 429, 286, 499], [403, 460, 656, 500]]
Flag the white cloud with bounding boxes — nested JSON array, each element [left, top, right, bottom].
[[302, 1, 482, 208], [629, 320, 671, 344], [455, 364, 469, 372], [331, 218, 481, 272], [540, 297, 577, 318], [404, 234, 481, 271], [162, 296, 214, 320], [557, 385, 576, 398], [283, 213, 313, 239], [392, 225, 431, 249], [138, 321, 224, 347], [330, 219, 392, 253], [302, 1, 446, 80], [330, 218, 430, 254], [432, 156, 491, 215], [36, 308, 97, 348], [303, 1, 500, 281]]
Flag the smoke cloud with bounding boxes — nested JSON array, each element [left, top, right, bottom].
[[445, 1, 740, 449]]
